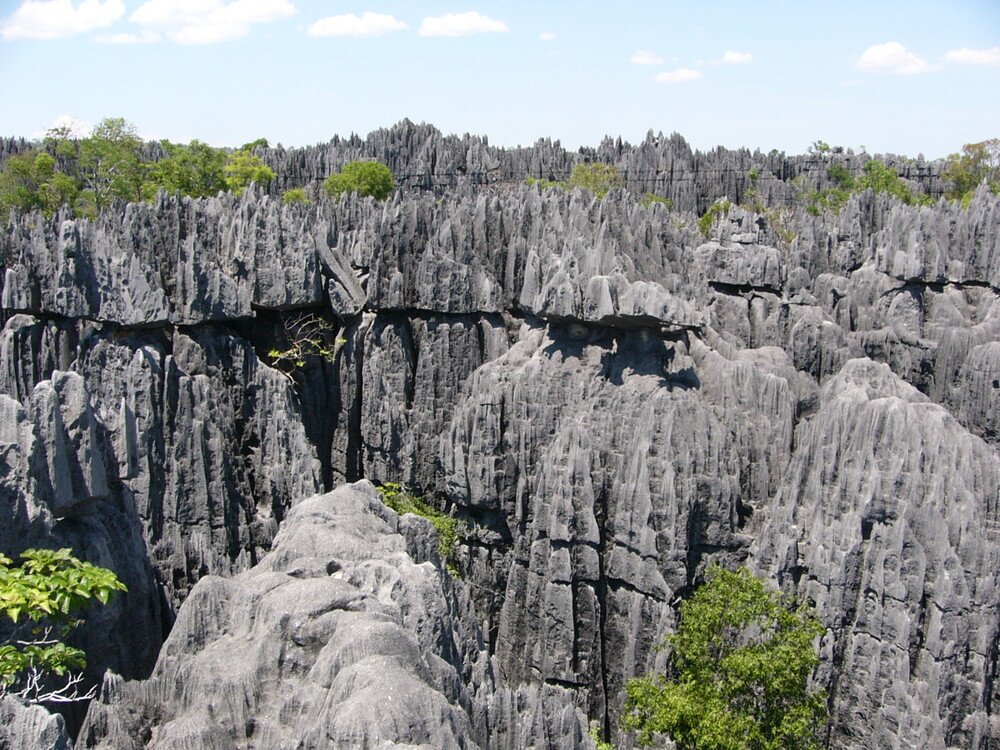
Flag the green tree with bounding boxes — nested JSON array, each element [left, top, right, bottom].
[[0, 151, 80, 217], [0, 548, 126, 704], [224, 149, 276, 192], [622, 566, 826, 750], [282, 187, 311, 205], [240, 137, 270, 151], [79, 117, 147, 213], [943, 139, 1000, 203], [146, 139, 228, 199], [568, 162, 624, 197], [323, 160, 395, 200]]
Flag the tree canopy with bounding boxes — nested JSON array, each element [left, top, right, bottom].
[[323, 160, 395, 200], [621, 566, 826, 750]]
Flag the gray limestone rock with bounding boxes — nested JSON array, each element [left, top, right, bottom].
[[77, 482, 590, 750], [0, 695, 72, 750], [0, 127, 997, 750]]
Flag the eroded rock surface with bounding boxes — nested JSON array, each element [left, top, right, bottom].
[[0, 128, 997, 749]]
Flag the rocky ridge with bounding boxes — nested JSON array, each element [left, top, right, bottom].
[[0, 130, 997, 749]]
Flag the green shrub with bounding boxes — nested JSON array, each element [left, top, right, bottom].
[[826, 163, 854, 190], [698, 198, 732, 238], [378, 483, 463, 576], [0, 548, 126, 704], [642, 193, 673, 209], [282, 187, 311, 205], [622, 566, 826, 750], [324, 161, 394, 200], [568, 162, 623, 197], [224, 149, 276, 192], [943, 139, 1000, 203]]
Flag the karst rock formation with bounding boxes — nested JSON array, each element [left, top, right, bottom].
[[0, 123, 997, 749]]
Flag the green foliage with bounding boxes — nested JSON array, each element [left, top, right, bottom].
[[621, 566, 826, 750], [282, 187, 311, 205], [568, 162, 623, 197], [808, 140, 831, 155], [642, 193, 673, 209], [855, 160, 931, 206], [378, 483, 463, 576], [748, 167, 760, 184], [224, 149, 276, 192], [146, 139, 228, 199], [0, 548, 126, 703], [80, 117, 147, 212], [0, 150, 79, 217], [266, 313, 344, 373], [826, 164, 854, 190], [324, 160, 395, 200], [804, 188, 852, 216], [589, 721, 616, 750], [943, 139, 1000, 203], [240, 137, 270, 151], [698, 198, 732, 238], [525, 176, 566, 191]]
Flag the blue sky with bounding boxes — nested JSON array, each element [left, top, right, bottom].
[[0, 1, 998, 158]]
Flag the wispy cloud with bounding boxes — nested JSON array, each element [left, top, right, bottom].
[[418, 12, 508, 38], [539, 31, 555, 42], [131, 0, 295, 45], [655, 67, 702, 83], [308, 12, 406, 38], [721, 50, 752, 65], [856, 41, 932, 75], [1, 0, 124, 40], [944, 46, 1000, 66], [630, 49, 664, 66]]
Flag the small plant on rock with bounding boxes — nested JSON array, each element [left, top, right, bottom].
[[266, 312, 346, 376], [378, 483, 464, 576]]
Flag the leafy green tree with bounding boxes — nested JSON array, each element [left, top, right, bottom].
[[324, 160, 395, 200], [79, 117, 147, 213], [0, 151, 80, 217], [568, 162, 623, 197], [224, 149, 276, 192], [146, 139, 228, 199], [0, 548, 126, 704], [240, 137, 270, 151], [943, 139, 1000, 203], [622, 566, 826, 750]]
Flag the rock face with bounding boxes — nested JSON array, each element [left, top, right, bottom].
[[0, 126, 997, 749], [79, 481, 590, 750]]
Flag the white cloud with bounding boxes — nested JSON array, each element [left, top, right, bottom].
[[95, 29, 160, 43], [131, 0, 295, 45], [944, 46, 1000, 66], [856, 41, 931, 75], [308, 12, 406, 38], [721, 50, 752, 65], [1, 0, 124, 40], [630, 49, 664, 65], [30, 114, 92, 139], [655, 67, 702, 83], [418, 12, 508, 37], [539, 31, 555, 42]]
